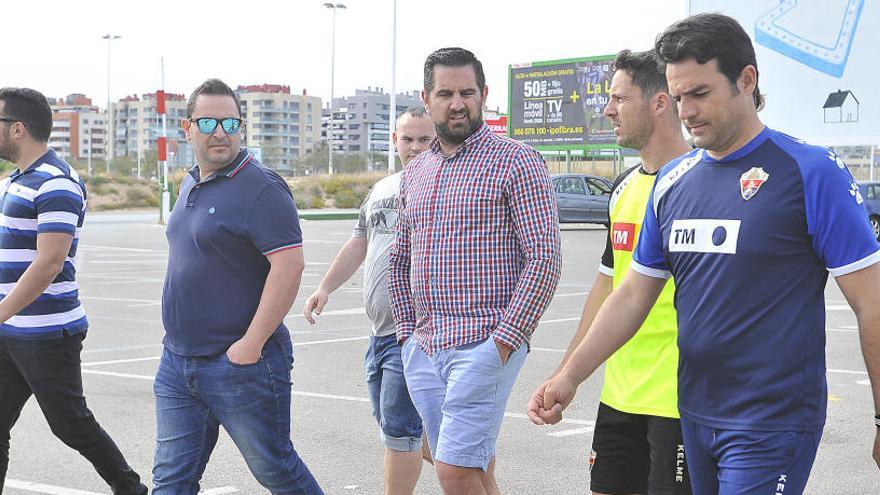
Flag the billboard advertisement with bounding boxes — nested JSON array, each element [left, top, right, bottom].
[[689, 0, 878, 145], [508, 56, 617, 150]]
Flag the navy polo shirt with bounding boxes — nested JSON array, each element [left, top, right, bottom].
[[162, 149, 303, 356]]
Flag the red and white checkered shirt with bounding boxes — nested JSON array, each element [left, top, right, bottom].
[[388, 123, 561, 355]]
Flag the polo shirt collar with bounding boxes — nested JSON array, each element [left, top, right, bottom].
[[11, 148, 55, 179], [188, 148, 253, 183], [429, 122, 492, 158]]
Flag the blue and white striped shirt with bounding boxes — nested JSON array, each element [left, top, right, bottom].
[[0, 149, 87, 339]]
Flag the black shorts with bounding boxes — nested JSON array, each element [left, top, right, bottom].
[[589, 402, 691, 495]]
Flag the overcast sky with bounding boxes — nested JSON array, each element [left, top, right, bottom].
[[6, 0, 688, 112]]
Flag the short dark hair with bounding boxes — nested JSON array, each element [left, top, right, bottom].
[[186, 78, 241, 118], [611, 49, 668, 100], [655, 13, 764, 110], [0, 87, 53, 142], [397, 106, 427, 120], [424, 47, 485, 94]]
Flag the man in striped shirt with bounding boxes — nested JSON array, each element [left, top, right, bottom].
[[0, 88, 147, 493], [389, 48, 561, 494]]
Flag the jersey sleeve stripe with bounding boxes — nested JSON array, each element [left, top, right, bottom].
[[631, 261, 672, 279], [598, 263, 614, 276], [653, 150, 704, 216], [828, 248, 880, 277]]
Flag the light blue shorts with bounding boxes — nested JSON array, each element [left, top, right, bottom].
[[400, 337, 527, 471]]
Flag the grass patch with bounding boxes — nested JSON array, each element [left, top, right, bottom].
[[289, 173, 387, 210]]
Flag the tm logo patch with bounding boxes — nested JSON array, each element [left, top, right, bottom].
[[669, 219, 741, 254], [611, 223, 637, 251]]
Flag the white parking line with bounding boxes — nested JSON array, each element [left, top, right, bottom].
[[828, 368, 868, 375], [82, 369, 153, 380], [86, 279, 166, 286], [552, 292, 588, 298], [294, 336, 371, 346], [80, 296, 160, 304], [546, 426, 595, 438], [79, 244, 160, 253], [201, 487, 239, 494], [5, 478, 237, 495], [81, 337, 372, 368], [538, 317, 581, 325], [531, 346, 566, 353], [80, 370, 597, 430], [82, 343, 163, 354], [82, 356, 160, 367], [826, 303, 852, 311], [5, 479, 103, 495]]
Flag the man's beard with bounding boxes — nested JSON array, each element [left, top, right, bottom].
[[436, 110, 483, 145], [0, 129, 18, 163]]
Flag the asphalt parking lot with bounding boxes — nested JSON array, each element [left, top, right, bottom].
[[4, 212, 879, 494]]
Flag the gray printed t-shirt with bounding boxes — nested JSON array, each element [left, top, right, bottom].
[[353, 173, 401, 337]]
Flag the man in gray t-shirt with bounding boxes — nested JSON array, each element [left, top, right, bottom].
[[304, 107, 435, 494]]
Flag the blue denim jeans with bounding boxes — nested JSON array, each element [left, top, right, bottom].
[[365, 334, 423, 451], [152, 334, 323, 494]]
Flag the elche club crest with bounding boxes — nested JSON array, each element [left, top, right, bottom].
[[740, 167, 769, 201]]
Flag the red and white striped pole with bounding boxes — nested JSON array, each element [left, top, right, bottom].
[[157, 57, 170, 224]]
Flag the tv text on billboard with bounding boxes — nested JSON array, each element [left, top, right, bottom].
[[509, 56, 616, 148]]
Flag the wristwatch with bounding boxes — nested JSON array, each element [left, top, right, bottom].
[[875, 414, 880, 428]]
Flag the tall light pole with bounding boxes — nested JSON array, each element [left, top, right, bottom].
[[324, 2, 346, 175], [387, 0, 397, 173], [102, 34, 121, 174]]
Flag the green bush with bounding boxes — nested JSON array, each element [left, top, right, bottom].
[[85, 175, 110, 187], [330, 189, 362, 208], [124, 187, 159, 207], [288, 172, 387, 209]]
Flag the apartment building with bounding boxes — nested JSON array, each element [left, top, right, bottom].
[[237, 84, 322, 171], [322, 87, 422, 168], [48, 94, 107, 162], [109, 92, 193, 168]]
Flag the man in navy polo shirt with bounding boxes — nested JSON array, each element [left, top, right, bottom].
[[152, 79, 323, 494], [0, 88, 147, 494]]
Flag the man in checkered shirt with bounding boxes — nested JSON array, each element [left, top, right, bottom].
[[389, 47, 561, 494]]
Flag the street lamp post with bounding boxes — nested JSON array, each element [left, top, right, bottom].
[[324, 2, 346, 176], [86, 128, 92, 176], [103, 34, 121, 174], [388, 0, 397, 173]]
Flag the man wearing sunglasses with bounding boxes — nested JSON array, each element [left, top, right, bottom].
[[153, 79, 323, 494], [0, 87, 148, 494]]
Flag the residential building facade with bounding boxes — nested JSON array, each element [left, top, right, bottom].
[[49, 94, 107, 162], [237, 84, 322, 171], [322, 87, 422, 169], [109, 92, 193, 169]]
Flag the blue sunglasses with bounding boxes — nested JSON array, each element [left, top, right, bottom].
[[190, 117, 242, 135]]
